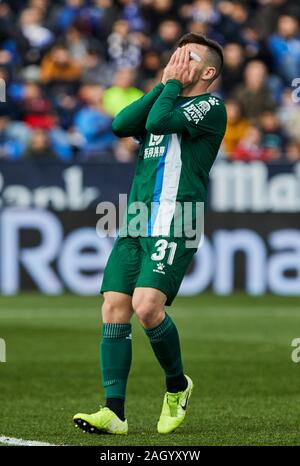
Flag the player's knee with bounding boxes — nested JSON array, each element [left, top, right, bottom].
[[133, 297, 163, 327], [101, 294, 132, 323], [102, 297, 117, 322]]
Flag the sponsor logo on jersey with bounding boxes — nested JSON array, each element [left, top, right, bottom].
[[182, 99, 212, 124], [153, 262, 166, 275], [144, 133, 166, 159], [144, 145, 166, 159], [149, 134, 164, 146]]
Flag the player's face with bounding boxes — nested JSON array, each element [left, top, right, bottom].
[[185, 43, 207, 84], [182, 43, 214, 84]]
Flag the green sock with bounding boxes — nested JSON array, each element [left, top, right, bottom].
[[144, 313, 184, 379], [100, 323, 132, 400]]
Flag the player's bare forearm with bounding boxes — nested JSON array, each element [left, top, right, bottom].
[[112, 83, 165, 138]]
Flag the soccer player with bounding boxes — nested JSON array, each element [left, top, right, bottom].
[[74, 33, 227, 435]]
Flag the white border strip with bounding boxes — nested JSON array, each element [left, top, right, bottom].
[[0, 436, 58, 446]]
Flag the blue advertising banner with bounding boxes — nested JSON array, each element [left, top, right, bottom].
[[0, 160, 299, 212], [0, 209, 298, 296], [0, 161, 135, 211], [0, 160, 299, 295]]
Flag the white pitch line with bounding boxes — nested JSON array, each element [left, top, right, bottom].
[[0, 436, 58, 446]]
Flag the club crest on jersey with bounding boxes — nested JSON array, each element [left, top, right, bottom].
[[196, 101, 211, 114], [208, 96, 220, 106]]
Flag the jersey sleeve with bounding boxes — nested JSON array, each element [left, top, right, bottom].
[[177, 95, 227, 139], [145, 80, 187, 134], [111, 82, 164, 140], [145, 79, 227, 139]]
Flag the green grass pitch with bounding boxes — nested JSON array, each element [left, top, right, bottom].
[[0, 293, 299, 446]]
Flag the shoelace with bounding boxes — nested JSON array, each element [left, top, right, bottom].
[[167, 392, 181, 417]]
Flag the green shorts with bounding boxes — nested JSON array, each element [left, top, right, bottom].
[[100, 236, 197, 306]]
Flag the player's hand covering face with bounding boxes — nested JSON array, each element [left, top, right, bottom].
[[161, 45, 200, 87]]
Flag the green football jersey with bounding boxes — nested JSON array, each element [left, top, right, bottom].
[[112, 80, 227, 237]]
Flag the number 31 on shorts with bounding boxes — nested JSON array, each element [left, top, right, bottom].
[[150, 239, 177, 265]]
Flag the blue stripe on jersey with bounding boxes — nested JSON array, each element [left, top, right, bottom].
[[147, 135, 170, 235], [146, 100, 191, 235]]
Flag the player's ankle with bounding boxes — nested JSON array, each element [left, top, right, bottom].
[[166, 373, 188, 393], [106, 398, 125, 421]]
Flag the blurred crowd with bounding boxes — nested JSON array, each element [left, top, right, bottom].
[[0, 0, 300, 163]]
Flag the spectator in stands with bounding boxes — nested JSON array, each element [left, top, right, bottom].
[[53, 91, 80, 130], [277, 88, 300, 143], [136, 49, 162, 89], [223, 99, 250, 156], [40, 43, 81, 97], [251, 0, 296, 41], [73, 83, 116, 160], [141, 0, 178, 34], [19, 7, 54, 59], [221, 42, 245, 97], [286, 139, 300, 162], [107, 19, 141, 68], [28, 0, 49, 14], [48, 113, 73, 161], [259, 110, 287, 158], [54, 0, 86, 33], [41, 43, 81, 83], [64, 24, 103, 65], [81, 47, 114, 88], [24, 128, 59, 159], [217, 0, 250, 44], [268, 14, 300, 85], [0, 2, 21, 66], [180, 0, 220, 27], [103, 68, 143, 117], [114, 137, 138, 163], [0, 108, 28, 160], [232, 125, 269, 162], [20, 82, 54, 129], [0, 0, 299, 164], [0, 1, 14, 27], [233, 60, 276, 123], [88, 0, 119, 41], [185, 19, 224, 47], [0, 50, 14, 77], [120, 0, 146, 33], [0, 67, 11, 98], [142, 76, 162, 94], [153, 19, 182, 54]]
